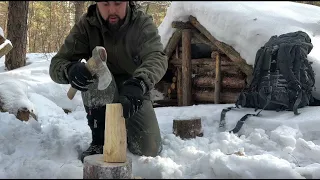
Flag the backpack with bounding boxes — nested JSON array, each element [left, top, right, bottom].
[[219, 31, 315, 133]]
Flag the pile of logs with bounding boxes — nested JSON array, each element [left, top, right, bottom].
[[153, 15, 252, 107]]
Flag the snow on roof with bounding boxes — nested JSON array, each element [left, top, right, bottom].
[[158, 1, 320, 99]]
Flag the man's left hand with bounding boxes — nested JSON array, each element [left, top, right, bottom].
[[118, 77, 146, 119]]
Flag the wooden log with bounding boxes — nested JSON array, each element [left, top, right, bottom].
[[182, 29, 192, 106], [193, 90, 240, 103], [0, 34, 5, 44], [104, 103, 127, 163], [173, 118, 203, 139], [172, 76, 177, 83], [171, 83, 176, 90], [165, 30, 182, 60], [0, 39, 13, 58], [193, 76, 246, 89], [192, 65, 243, 77], [171, 57, 233, 67], [214, 53, 221, 104], [153, 99, 178, 107], [189, 15, 253, 79], [83, 154, 132, 179], [172, 21, 195, 29], [177, 68, 183, 106], [84, 103, 132, 179]]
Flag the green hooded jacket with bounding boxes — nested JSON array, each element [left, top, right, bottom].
[[49, 4, 168, 107]]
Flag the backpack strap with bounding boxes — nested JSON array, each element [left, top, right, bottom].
[[230, 94, 271, 133], [219, 106, 236, 132], [277, 44, 303, 114]]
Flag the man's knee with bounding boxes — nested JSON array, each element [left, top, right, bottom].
[[127, 134, 162, 157]]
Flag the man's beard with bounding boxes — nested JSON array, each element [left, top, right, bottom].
[[105, 15, 125, 32]]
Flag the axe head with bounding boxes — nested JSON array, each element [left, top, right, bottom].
[[87, 46, 112, 90]]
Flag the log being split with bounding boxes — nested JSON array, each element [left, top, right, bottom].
[[173, 118, 203, 139], [83, 103, 132, 179]]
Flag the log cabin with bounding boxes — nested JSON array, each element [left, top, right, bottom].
[[153, 15, 254, 107]]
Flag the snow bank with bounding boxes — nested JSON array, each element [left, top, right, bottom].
[[158, 1, 320, 98]]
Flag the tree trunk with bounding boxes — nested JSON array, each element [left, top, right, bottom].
[[5, 1, 29, 70], [74, 1, 85, 24]]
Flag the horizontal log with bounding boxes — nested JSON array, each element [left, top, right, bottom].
[[193, 76, 246, 89], [193, 90, 240, 103], [171, 57, 234, 66], [192, 65, 243, 77], [172, 21, 195, 29], [153, 99, 178, 107]]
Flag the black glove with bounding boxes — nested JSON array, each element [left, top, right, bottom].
[[118, 77, 147, 119], [67, 62, 94, 91]]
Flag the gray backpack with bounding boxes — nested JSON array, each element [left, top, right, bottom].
[[219, 31, 315, 133]]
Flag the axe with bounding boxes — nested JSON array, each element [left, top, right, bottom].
[[67, 46, 112, 100]]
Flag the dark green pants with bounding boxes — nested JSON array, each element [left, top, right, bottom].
[[85, 100, 162, 157]]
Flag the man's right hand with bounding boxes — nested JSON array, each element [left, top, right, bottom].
[[67, 62, 94, 91]]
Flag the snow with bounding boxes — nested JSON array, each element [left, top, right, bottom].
[[0, 1, 320, 179], [158, 1, 320, 99], [0, 26, 3, 38]]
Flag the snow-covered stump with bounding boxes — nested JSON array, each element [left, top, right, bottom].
[[173, 118, 203, 139], [83, 103, 132, 179]]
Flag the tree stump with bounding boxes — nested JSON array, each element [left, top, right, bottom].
[[173, 118, 203, 139], [83, 154, 132, 179]]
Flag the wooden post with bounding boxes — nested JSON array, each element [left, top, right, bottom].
[[177, 67, 183, 106], [104, 103, 127, 163], [214, 52, 221, 104], [181, 29, 192, 106]]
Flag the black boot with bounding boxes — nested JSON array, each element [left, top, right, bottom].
[[80, 106, 106, 163]]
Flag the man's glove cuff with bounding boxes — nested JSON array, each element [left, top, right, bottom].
[[123, 77, 148, 95]]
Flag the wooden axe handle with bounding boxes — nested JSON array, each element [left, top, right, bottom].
[[67, 87, 78, 100]]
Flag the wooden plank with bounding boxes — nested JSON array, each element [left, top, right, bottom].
[[214, 52, 221, 104], [177, 67, 183, 106], [165, 30, 182, 60], [182, 29, 192, 106], [172, 21, 195, 29], [189, 15, 253, 80], [104, 103, 127, 163]]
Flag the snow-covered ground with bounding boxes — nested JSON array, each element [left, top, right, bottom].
[[1, 1, 320, 179]]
